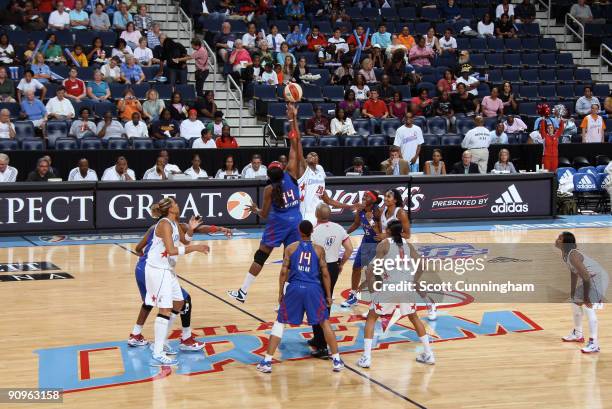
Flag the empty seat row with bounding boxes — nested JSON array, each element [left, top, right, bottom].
[[5, 30, 118, 47]]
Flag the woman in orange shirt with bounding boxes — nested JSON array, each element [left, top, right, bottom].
[[398, 26, 415, 49], [215, 125, 239, 148], [117, 88, 144, 121]]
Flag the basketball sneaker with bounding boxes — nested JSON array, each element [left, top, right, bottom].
[[256, 360, 272, 373], [332, 358, 345, 372], [562, 329, 585, 343], [179, 336, 205, 351], [149, 343, 178, 355], [150, 353, 178, 367], [581, 339, 600, 354], [357, 354, 371, 368], [416, 352, 435, 365], [227, 289, 247, 303], [341, 291, 358, 308], [427, 303, 437, 321], [127, 333, 148, 347]]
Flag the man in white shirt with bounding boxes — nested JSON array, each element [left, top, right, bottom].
[[69, 0, 89, 30], [184, 154, 208, 179], [495, 0, 515, 19], [310, 203, 353, 358], [261, 64, 278, 85], [68, 158, 98, 181], [0, 109, 15, 139], [101, 156, 136, 181], [241, 154, 268, 179], [179, 109, 205, 140], [124, 112, 149, 138], [159, 149, 181, 174], [439, 29, 457, 55], [266, 25, 285, 53], [456, 65, 479, 96], [328, 28, 349, 55], [45, 86, 75, 120], [242, 22, 258, 51], [48, 1, 71, 30], [192, 128, 217, 148], [393, 112, 424, 172], [461, 115, 491, 173], [0, 153, 18, 182]]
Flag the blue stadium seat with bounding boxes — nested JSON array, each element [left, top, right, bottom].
[[20, 138, 44, 150], [45, 83, 58, 99], [427, 116, 447, 136], [0, 139, 18, 150], [470, 38, 487, 51], [483, 117, 498, 131], [441, 135, 462, 145], [53, 30, 74, 46], [296, 103, 315, 119], [420, 8, 440, 21], [353, 119, 371, 137], [416, 82, 436, 97], [477, 83, 490, 96], [165, 138, 187, 149], [502, 69, 520, 82], [322, 86, 345, 102], [361, 7, 379, 20], [301, 137, 317, 148], [395, 85, 412, 100], [398, 7, 417, 20], [381, 118, 402, 139], [596, 164, 608, 173], [301, 84, 324, 102], [343, 136, 365, 147], [107, 137, 129, 150], [0, 102, 20, 118], [110, 83, 128, 98], [539, 69, 556, 83], [574, 69, 592, 84], [80, 138, 102, 150], [557, 53, 575, 67], [521, 53, 540, 67], [538, 53, 557, 67], [156, 84, 174, 100], [319, 136, 340, 147], [556, 69, 575, 84], [487, 37, 504, 52], [556, 167, 576, 181], [521, 38, 541, 53], [504, 53, 521, 68], [423, 135, 440, 145], [94, 103, 117, 118], [73, 100, 94, 115], [519, 85, 538, 100], [175, 84, 197, 101], [488, 69, 502, 84], [142, 66, 159, 81], [505, 38, 522, 52], [538, 85, 556, 99], [518, 102, 536, 117], [132, 138, 154, 149], [14, 121, 35, 140], [46, 120, 69, 148], [540, 38, 556, 52], [471, 54, 486, 69], [455, 117, 473, 135], [267, 102, 288, 119], [55, 138, 78, 150], [556, 84, 575, 100], [520, 69, 539, 84], [578, 166, 597, 175], [308, 69, 330, 86], [366, 135, 387, 146], [593, 83, 610, 98], [77, 67, 95, 81], [413, 116, 426, 131], [486, 53, 504, 68], [131, 83, 151, 100]]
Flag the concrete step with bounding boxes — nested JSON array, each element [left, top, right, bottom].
[[236, 136, 265, 146]]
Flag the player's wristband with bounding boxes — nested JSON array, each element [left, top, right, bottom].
[[209, 225, 218, 234], [178, 246, 186, 256], [184, 234, 192, 242]]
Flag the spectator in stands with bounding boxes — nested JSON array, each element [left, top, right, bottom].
[[68, 158, 98, 181], [345, 156, 369, 175], [61, 68, 85, 104], [113, 2, 133, 30], [87, 70, 112, 105], [326, 0, 349, 22], [389, 91, 409, 119], [441, 0, 462, 21], [193, 91, 218, 120], [215, 155, 240, 179], [305, 106, 331, 136], [461, 116, 491, 173], [500, 81, 518, 115], [605, 92, 612, 116], [398, 26, 415, 50], [347, 25, 371, 54], [43, 33, 64, 62], [180, 109, 206, 140], [31, 53, 51, 85], [191, 39, 209, 98], [371, 23, 392, 52], [193, 128, 217, 149], [424, 149, 447, 175], [101, 57, 122, 83], [570, 0, 595, 23], [229, 39, 253, 75], [266, 24, 285, 54], [393, 112, 424, 172], [575, 86, 600, 117], [408, 36, 434, 68], [339, 89, 361, 119], [490, 122, 508, 144], [70, 44, 89, 68], [381, 146, 410, 175], [291, 56, 308, 84], [121, 22, 142, 50], [332, 59, 354, 85], [117, 88, 144, 121], [362, 89, 388, 132], [424, 27, 440, 53], [206, 111, 228, 137], [69, 107, 96, 138], [285, 0, 305, 19], [87, 37, 107, 66], [495, 13, 516, 38], [0, 34, 15, 66], [0, 153, 17, 182], [0, 67, 15, 103], [134, 4, 153, 32], [503, 114, 528, 137], [97, 111, 125, 140], [22, 1, 46, 30], [452, 83, 479, 116], [306, 25, 327, 52], [20, 90, 46, 128], [492, 148, 517, 173], [211, 124, 238, 149], [101, 156, 135, 181], [147, 22, 162, 51], [90, 2, 111, 30], [261, 62, 279, 85], [242, 22, 259, 52], [0, 109, 15, 139], [481, 87, 504, 118], [436, 70, 456, 95], [456, 65, 479, 96], [496, 0, 515, 19], [515, 0, 536, 24], [242, 154, 268, 178], [477, 13, 495, 37], [143, 156, 170, 180], [435, 90, 456, 130], [120, 55, 145, 84], [48, 1, 70, 30], [451, 150, 480, 174], [125, 111, 148, 138], [276, 42, 296, 66], [69, 0, 89, 29], [150, 108, 179, 140], [439, 29, 458, 55], [411, 88, 434, 118], [376, 74, 396, 103], [184, 154, 209, 179], [17, 70, 46, 103], [328, 28, 348, 57], [580, 104, 605, 143], [112, 38, 133, 64], [213, 22, 235, 63], [386, 52, 414, 86], [330, 108, 356, 136], [385, 35, 408, 62], [134, 37, 157, 67], [27, 157, 56, 181], [168, 92, 189, 120], [350, 74, 370, 102], [0, 1, 22, 27], [358, 59, 377, 85], [46, 86, 75, 120], [162, 37, 189, 85], [142, 89, 164, 122]]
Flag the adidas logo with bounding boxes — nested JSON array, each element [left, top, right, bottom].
[[577, 175, 596, 190], [559, 170, 573, 183], [491, 184, 529, 213]]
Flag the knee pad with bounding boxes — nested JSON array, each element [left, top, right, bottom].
[[141, 303, 153, 312], [271, 321, 284, 338], [254, 249, 270, 266], [181, 295, 191, 315]]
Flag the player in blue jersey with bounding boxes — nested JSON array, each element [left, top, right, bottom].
[[256, 220, 345, 373], [128, 215, 231, 351], [341, 190, 383, 308], [228, 104, 304, 303]]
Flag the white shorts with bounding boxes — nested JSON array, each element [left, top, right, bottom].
[[144, 265, 184, 309], [303, 212, 317, 226], [370, 302, 416, 316]]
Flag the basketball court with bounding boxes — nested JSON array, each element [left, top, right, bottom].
[[2, 216, 611, 409]]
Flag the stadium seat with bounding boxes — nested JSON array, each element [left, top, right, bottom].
[[557, 53, 575, 67], [319, 136, 340, 147], [483, 117, 498, 131], [596, 164, 608, 174], [175, 84, 197, 101], [165, 138, 187, 149], [301, 84, 324, 102], [520, 69, 539, 85], [593, 83, 610, 98], [343, 136, 365, 147], [504, 53, 521, 68], [538, 85, 556, 99], [20, 138, 44, 150], [55, 138, 78, 150], [416, 82, 436, 97], [381, 118, 402, 139], [132, 138, 154, 149], [556, 69, 576, 84], [505, 38, 522, 52], [521, 53, 540, 67], [556, 166, 576, 181], [107, 138, 129, 150], [441, 135, 462, 145], [423, 135, 440, 145], [578, 166, 597, 175], [398, 7, 417, 20], [14, 121, 35, 140], [80, 138, 102, 150], [156, 84, 174, 100], [131, 83, 152, 99], [301, 137, 317, 148], [556, 85, 575, 100], [518, 102, 536, 117], [366, 135, 387, 146], [0, 102, 20, 118], [539, 69, 556, 83], [0, 139, 18, 150], [574, 69, 592, 84], [353, 119, 371, 137], [427, 117, 447, 136], [455, 117, 473, 135], [596, 155, 610, 165], [94, 103, 117, 118], [572, 156, 591, 169], [322, 86, 345, 102], [46, 120, 69, 148], [487, 53, 504, 68], [502, 69, 520, 82], [540, 37, 556, 51], [487, 37, 504, 52], [538, 53, 557, 67], [521, 38, 541, 53]]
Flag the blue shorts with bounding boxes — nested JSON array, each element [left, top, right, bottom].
[[261, 215, 302, 248], [135, 264, 189, 301], [353, 242, 377, 269], [277, 281, 329, 325]]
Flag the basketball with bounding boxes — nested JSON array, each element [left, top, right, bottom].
[[227, 191, 254, 220], [284, 83, 303, 103]]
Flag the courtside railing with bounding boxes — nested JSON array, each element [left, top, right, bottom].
[[599, 43, 612, 81], [565, 13, 585, 64], [203, 41, 217, 94], [226, 75, 243, 137]]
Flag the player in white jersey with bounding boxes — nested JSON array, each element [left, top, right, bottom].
[[145, 198, 210, 366], [557, 232, 609, 353], [357, 221, 435, 367]]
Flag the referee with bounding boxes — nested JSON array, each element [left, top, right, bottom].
[[309, 203, 353, 358]]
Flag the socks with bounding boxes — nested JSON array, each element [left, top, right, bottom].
[[331, 353, 340, 360], [264, 354, 273, 362], [132, 324, 143, 336], [584, 306, 598, 343], [154, 315, 169, 355], [166, 310, 179, 341], [182, 327, 192, 341], [363, 338, 373, 358], [420, 334, 432, 355], [572, 303, 583, 335], [240, 273, 257, 294]]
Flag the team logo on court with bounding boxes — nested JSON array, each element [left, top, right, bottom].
[[491, 185, 529, 214], [226, 192, 254, 220], [39, 235, 67, 243]]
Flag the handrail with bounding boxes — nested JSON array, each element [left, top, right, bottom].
[[263, 123, 278, 147], [534, 0, 551, 35], [176, 6, 193, 45], [226, 75, 243, 137], [599, 43, 612, 81], [203, 41, 217, 94], [564, 13, 585, 65]]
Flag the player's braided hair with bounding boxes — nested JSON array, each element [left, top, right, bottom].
[[150, 197, 174, 218], [268, 166, 285, 208]]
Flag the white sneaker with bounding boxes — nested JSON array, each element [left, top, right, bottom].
[[427, 303, 437, 321], [416, 352, 435, 365], [149, 343, 178, 355], [562, 329, 585, 343], [332, 358, 345, 372], [150, 353, 178, 366], [127, 333, 148, 347], [357, 354, 371, 368], [581, 338, 600, 354]]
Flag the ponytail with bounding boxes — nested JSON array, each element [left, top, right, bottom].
[[267, 166, 285, 208], [150, 197, 173, 218], [387, 220, 403, 247]]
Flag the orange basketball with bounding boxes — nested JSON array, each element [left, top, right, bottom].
[[284, 83, 303, 102]]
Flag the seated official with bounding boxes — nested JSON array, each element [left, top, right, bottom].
[[450, 150, 480, 174]]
